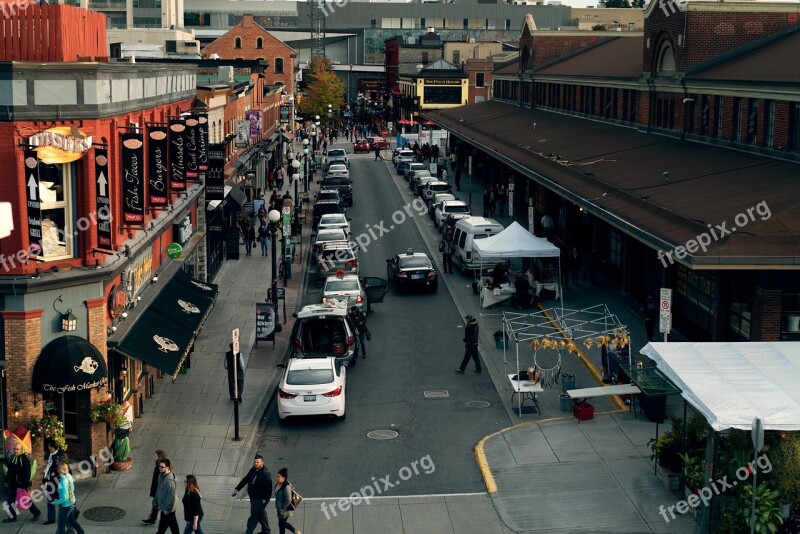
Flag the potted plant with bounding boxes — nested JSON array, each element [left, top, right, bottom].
[[770, 433, 800, 518], [29, 416, 67, 451], [89, 402, 126, 427], [110, 424, 133, 471], [678, 452, 706, 496], [718, 482, 784, 534]]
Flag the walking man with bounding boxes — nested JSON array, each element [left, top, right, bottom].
[[155, 459, 179, 534], [455, 315, 481, 374], [374, 145, 382, 161], [232, 454, 273, 534], [43, 439, 68, 525], [3, 442, 42, 523], [224, 343, 245, 403], [349, 306, 369, 358], [441, 230, 454, 274]]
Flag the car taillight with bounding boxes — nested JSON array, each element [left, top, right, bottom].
[[332, 342, 345, 355], [428, 270, 437, 278], [466, 252, 472, 260], [294, 339, 301, 351], [398, 272, 408, 278], [279, 389, 297, 399], [355, 295, 363, 303], [347, 335, 354, 347], [323, 386, 342, 397], [348, 187, 353, 194], [346, 259, 358, 268]]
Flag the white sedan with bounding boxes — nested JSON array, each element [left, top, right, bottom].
[[318, 213, 351, 234], [326, 163, 350, 179], [435, 200, 471, 228], [277, 357, 346, 421]]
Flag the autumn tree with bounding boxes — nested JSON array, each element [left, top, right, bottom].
[[301, 56, 346, 120]]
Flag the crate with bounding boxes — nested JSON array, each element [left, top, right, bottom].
[[573, 400, 594, 421]]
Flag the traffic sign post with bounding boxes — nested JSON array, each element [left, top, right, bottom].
[[659, 288, 672, 341], [232, 328, 241, 441], [750, 417, 764, 534]]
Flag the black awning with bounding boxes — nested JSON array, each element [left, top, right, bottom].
[[33, 335, 109, 394], [114, 272, 216, 378], [225, 179, 246, 208]]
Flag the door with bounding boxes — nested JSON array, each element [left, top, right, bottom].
[[362, 277, 389, 303]]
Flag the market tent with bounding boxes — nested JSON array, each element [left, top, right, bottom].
[[473, 221, 560, 258], [640, 342, 800, 431]]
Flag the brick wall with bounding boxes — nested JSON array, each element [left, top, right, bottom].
[[85, 297, 110, 474], [531, 34, 604, 69], [751, 287, 783, 341]]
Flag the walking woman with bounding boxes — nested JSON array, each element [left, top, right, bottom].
[[144, 450, 169, 524], [182, 475, 204, 534], [274, 468, 301, 534], [52, 462, 84, 534]]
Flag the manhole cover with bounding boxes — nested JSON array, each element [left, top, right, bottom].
[[367, 429, 399, 440], [424, 390, 449, 398], [467, 401, 491, 409], [82, 506, 126, 522], [258, 436, 286, 446]]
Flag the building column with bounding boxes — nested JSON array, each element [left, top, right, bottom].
[[85, 297, 111, 475], [751, 288, 782, 341]]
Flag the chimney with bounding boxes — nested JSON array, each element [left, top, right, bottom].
[[242, 14, 254, 28], [461, 33, 467, 42]]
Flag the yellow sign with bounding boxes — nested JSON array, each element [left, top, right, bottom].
[[28, 127, 92, 164]]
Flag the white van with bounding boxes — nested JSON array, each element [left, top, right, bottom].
[[450, 217, 504, 274]]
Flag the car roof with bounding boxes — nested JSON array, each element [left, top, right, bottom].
[[286, 356, 336, 371], [297, 303, 348, 318], [317, 228, 346, 236], [323, 274, 360, 283], [442, 199, 468, 206], [395, 251, 430, 259], [328, 164, 347, 169], [426, 181, 448, 186], [320, 213, 347, 220], [321, 240, 354, 249]]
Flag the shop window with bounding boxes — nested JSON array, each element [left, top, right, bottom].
[[732, 97, 742, 142], [62, 391, 79, 439], [714, 96, 724, 139], [782, 293, 800, 341], [746, 99, 758, 144], [700, 95, 709, 136], [791, 103, 800, 151], [37, 162, 73, 260], [729, 278, 753, 341], [609, 230, 622, 269], [676, 265, 714, 334]]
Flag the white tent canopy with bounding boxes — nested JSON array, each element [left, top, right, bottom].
[[473, 221, 560, 259], [640, 342, 800, 431]]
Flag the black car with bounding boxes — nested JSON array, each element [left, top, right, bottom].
[[312, 200, 345, 229], [386, 250, 438, 293], [321, 176, 353, 207]]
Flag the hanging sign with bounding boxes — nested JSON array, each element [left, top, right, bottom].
[[236, 120, 249, 148], [169, 119, 187, 191], [94, 149, 112, 247], [147, 126, 169, 206], [166, 242, 183, 259], [247, 110, 262, 140], [206, 143, 225, 201], [28, 127, 92, 164], [120, 132, 145, 224], [280, 105, 290, 124], [185, 115, 200, 181], [24, 149, 42, 254], [197, 112, 209, 172]]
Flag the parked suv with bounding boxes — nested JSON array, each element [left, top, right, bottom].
[[321, 175, 353, 207], [288, 304, 358, 367]]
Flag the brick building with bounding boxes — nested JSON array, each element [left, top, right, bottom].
[[0, 4, 217, 468], [431, 1, 800, 343]]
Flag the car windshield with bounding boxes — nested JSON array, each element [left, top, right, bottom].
[[298, 319, 347, 355], [287, 369, 334, 385], [429, 184, 449, 192], [320, 214, 346, 224], [325, 280, 360, 292], [328, 150, 345, 157], [410, 164, 425, 170], [324, 177, 347, 185], [318, 191, 339, 200], [447, 205, 470, 213], [328, 165, 347, 172], [398, 256, 432, 269], [474, 234, 491, 240], [322, 248, 355, 261], [416, 171, 432, 177], [317, 230, 346, 241]]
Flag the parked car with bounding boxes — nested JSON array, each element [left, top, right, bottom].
[[429, 192, 456, 218], [320, 175, 353, 207], [326, 163, 350, 180], [321, 274, 368, 314], [367, 137, 390, 150], [394, 149, 415, 166], [386, 249, 438, 293], [353, 139, 370, 153], [312, 228, 349, 256], [409, 170, 433, 192], [441, 212, 472, 236], [450, 217, 505, 274], [317, 213, 351, 234], [434, 200, 471, 228], [422, 180, 451, 203], [277, 356, 346, 421], [312, 199, 346, 229], [396, 161, 412, 176], [317, 240, 359, 280], [414, 175, 438, 197], [325, 148, 349, 168], [288, 303, 358, 367], [404, 162, 428, 181]]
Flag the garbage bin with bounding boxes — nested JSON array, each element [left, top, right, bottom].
[[494, 331, 507, 349], [561, 372, 576, 393], [560, 393, 573, 413]]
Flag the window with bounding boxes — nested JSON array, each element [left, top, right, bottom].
[[729, 277, 753, 341], [61, 391, 78, 439], [732, 97, 742, 142], [700, 95, 709, 136], [608, 230, 622, 268], [782, 293, 800, 341], [421, 52, 429, 65], [506, 19, 512, 31], [37, 162, 73, 260], [656, 42, 675, 74], [715, 96, 724, 138], [452, 50, 460, 65], [275, 58, 284, 74], [686, 98, 695, 134], [475, 73, 484, 88], [764, 100, 774, 148], [463, 19, 468, 29], [234, 37, 242, 49], [676, 265, 714, 334], [746, 99, 758, 144], [370, 19, 376, 28], [256, 37, 263, 49]]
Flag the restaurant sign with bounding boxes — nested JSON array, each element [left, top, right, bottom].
[[423, 79, 462, 86]]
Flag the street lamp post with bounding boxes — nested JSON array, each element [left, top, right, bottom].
[[268, 209, 281, 323], [291, 157, 301, 204], [302, 138, 310, 193]]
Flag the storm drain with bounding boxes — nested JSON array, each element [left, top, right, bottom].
[[423, 390, 449, 398], [82, 506, 126, 522], [367, 429, 399, 440], [258, 436, 286, 446], [467, 401, 492, 409]]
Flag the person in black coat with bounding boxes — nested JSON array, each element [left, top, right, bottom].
[[143, 450, 169, 524], [455, 315, 481, 374], [182, 475, 204, 534], [231, 454, 272, 534], [43, 439, 68, 525], [224, 343, 246, 403], [3, 443, 41, 523]]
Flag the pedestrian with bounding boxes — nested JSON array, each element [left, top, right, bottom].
[[440, 230, 454, 274], [642, 292, 657, 341], [489, 187, 497, 216], [258, 224, 269, 256], [455, 315, 481, 374], [496, 183, 507, 215], [224, 343, 245, 403], [482, 189, 491, 217], [244, 222, 256, 257], [449, 152, 457, 172], [267, 169, 275, 189], [43, 439, 67, 526], [431, 144, 439, 164], [454, 164, 462, 191], [52, 462, 84, 534], [277, 167, 286, 190], [269, 189, 279, 209], [274, 468, 301, 534], [349, 306, 369, 358], [568, 247, 581, 287], [231, 454, 272, 534], [155, 459, 180, 534], [182, 475, 204, 534], [2, 442, 41, 523], [143, 450, 169, 524], [374, 145, 382, 161]]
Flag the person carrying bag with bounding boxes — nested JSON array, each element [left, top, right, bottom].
[[52, 462, 84, 534]]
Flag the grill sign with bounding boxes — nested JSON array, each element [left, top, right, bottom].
[[24, 149, 42, 254], [147, 127, 169, 206], [95, 148, 112, 247], [121, 133, 145, 224], [169, 119, 187, 191]]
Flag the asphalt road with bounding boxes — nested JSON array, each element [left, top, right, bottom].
[[261, 147, 512, 499]]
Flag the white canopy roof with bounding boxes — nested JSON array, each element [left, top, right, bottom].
[[640, 342, 800, 431], [473, 221, 560, 259]]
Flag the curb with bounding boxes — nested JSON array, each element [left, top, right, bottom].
[[473, 421, 532, 496]]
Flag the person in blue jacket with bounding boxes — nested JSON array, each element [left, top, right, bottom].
[[52, 462, 84, 534]]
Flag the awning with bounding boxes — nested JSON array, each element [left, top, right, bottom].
[[33, 335, 109, 394], [114, 271, 217, 378], [207, 182, 246, 211]]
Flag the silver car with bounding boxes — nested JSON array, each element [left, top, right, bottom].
[[313, 228, 348, 255], [322, 274, 368, 314]]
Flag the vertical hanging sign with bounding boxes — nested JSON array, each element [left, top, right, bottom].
[[206, 143, 225, 201], [94, 148, 113, 247], [121, 132, 145, 224], [169, 118, 186, 191], [185, 114, 200, 181], [147, 126, 169, 206], [24, 149, 42, 254], [197, 112, 209, 172]]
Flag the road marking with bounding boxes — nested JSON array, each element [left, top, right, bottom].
[[299, 492, 486, 502]]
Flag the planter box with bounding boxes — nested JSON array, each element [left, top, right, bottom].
[[656, 463, 683, 493], [683, 485, 700, 518], [573, 400, 594, 421]]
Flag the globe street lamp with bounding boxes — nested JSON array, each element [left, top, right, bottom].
[[268, 209, 281, 314], [291, 157, 301, 202]]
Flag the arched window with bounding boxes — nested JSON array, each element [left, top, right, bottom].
[[275, 58, 284, 74], [234, 37, 242, 49], [656, 42, 675, 75], [256, 37, 263, 49]]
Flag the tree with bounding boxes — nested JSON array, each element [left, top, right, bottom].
[[600, 0, 631, 7], [302, 56, 346, 120], [631, 0, 645, 7]]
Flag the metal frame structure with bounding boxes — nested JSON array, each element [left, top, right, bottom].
[[309, 0, 326, 60]]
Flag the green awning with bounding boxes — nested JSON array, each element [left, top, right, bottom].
[[114, 271, 217, 378], [618, 364, 682, 397]]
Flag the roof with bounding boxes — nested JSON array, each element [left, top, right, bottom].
[[426, 100, 800, 267], [297, 303, 348, 318], [533, 37, 643, 79], [494, 58, 520, 75], [422, 58, 461, 72], [473, 221, 561, 259]]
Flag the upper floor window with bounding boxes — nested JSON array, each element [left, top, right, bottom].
[[475, 73, 484, 88], [37, 162, 74, 260], [275, 58, 284, 74], [235, 37, 242, 49], [656, 42, 675, 75], [256, 37, 263, 49], [453, 50, 460, 65], [421, 52, 429, 65]]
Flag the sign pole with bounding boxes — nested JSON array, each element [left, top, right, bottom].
[[750, 417, 764, 534], [232, 328, 241, 441], [659, 288, 672, 342]]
